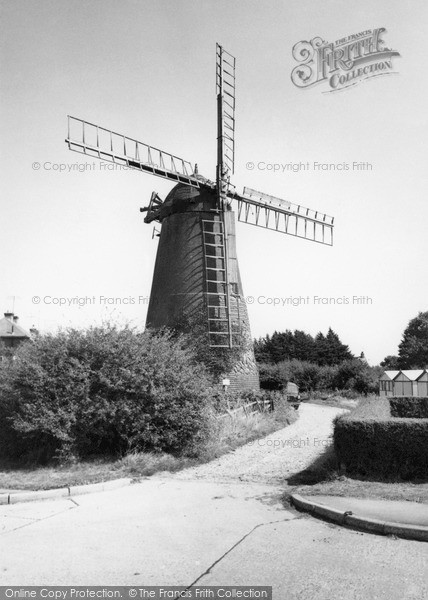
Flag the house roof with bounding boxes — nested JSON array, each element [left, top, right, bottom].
[[383, 369, 426, 381], [0, 316, 31, 339], [383, 370, 400, 380], [400, 370, 425, 381]]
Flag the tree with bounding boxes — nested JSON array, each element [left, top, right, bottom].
[[254, 327, 353, 366], [398, 311, 428, 369], [293, 330, 316, 362], [254, 331, 294, 363], [333, 359, 381, 394], [314, 328, 353, 366], [380, 355, 400, 370], [254, 336, 271, 363], [314, 332, 328, 365]]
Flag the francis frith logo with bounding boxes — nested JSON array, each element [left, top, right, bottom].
[[291, 28, 400, 92]]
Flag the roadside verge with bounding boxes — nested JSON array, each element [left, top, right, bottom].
[[290, 493, 428, 542], [0, 478, 132, 505]]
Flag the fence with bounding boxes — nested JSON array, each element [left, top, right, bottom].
[[217, 398, 274, 420]]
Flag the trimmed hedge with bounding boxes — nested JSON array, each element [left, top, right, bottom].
[[390, 396, 428, 419], [334, 397, 428, 479]]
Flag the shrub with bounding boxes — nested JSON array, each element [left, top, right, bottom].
[[333, 360, 382, 395], [288, 361, 323, 392], [258, 363, 284, 390], [168, 309, 249, 380], [258, 359, 338, 393], [390, 396, 428, 419], [0, 325, 212, 463], [259, 358, 383, 395], [334, 397, 428, 479]]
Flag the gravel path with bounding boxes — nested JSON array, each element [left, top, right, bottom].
[[171, 403, 346, 485]]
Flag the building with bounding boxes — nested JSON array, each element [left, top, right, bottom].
[[379, 370, 399, 396], [0, 311, 31, 351], [414, 370, 428, 397], [146, 180, 260, 393], [379, 369, 428, 397]]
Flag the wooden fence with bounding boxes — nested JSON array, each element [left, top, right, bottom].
[[217, 398, 274, 420]]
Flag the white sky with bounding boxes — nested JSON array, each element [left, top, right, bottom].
[[1, 0, 427, 365]]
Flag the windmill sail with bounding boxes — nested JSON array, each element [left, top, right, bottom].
[[65, 116, 200, 187], [215, 44, 237, 348], [216, 44, 236, 206], [233, 187, 334, 246]]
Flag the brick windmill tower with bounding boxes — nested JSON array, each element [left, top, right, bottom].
[[65, 44, 334, 392]]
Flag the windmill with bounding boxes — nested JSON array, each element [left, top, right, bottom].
[[65, 44, 334, 392]]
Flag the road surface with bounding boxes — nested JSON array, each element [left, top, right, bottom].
[[172, 403, 343, 483], [1, 404, 427, 599]]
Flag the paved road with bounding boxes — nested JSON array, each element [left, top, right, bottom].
[[1, 404, 427, 598], [171, 403, 345, 484]]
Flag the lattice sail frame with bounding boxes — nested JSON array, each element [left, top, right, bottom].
[[66, 116, 200, 187], [232, 187, 334, 246], [216, 44, 236, 207]]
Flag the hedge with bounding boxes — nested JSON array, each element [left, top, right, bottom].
[[390, 396, 428, 419], [334, 397, 428, 479]]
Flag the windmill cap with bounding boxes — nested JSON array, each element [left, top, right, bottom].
[[157, 177, 217, 220]]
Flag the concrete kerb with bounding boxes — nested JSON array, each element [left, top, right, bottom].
[[290, 493, 428, 542], [0, 478, 133, 505]]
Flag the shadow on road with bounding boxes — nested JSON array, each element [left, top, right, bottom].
[[286, 445, 337, 486]]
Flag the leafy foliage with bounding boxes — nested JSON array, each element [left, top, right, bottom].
[[380, 355, 400, 369], [255, 327, 353, 366], [334, 397, 428, 479], [333, 360, 383, 395], [257, 357, 382, 394], [397, 311, 428, 369], [390, 397, 428, 419], [0, 325, 212, 463], [166, 309, 249, 380]]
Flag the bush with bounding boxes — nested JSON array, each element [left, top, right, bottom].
[[257, 356, 383, 396], [0, 325, 213, 463], [390, 397, 428, 419], [333, 360, 382, 395], [258, 363, 285, 390], [334, 397, 428, 479], [258, 359, 338, 393], [169, 309, 249, 380]]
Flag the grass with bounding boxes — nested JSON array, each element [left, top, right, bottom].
[[283, 442, 428, 504], [200, 402, 298, 460], [5, 393, 426, 504], [282, 396, 428, 504], [301, 392, 359, 411], [0, 403, 298, 491], [288, 478, 428, 504], [0, 453, 194, 492]]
